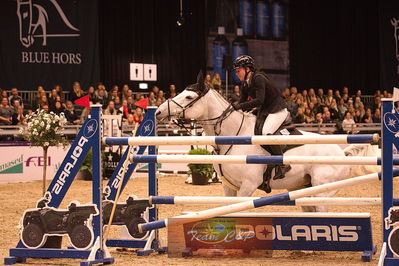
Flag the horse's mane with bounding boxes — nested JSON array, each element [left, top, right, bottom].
[[208, 88, 255, 118]]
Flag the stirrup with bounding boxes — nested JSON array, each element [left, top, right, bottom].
[[273, 164, 292, 180]]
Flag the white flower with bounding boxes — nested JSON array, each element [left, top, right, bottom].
[[46, 125, 50, 130], [34, 120, 39, 125], [44, 142, 49, 146], [40, 121, 45, 127]]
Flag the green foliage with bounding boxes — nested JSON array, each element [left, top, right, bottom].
[[80, 148, 106, 175], [20, 109, 68, 148], [187, 148, 213, 178]]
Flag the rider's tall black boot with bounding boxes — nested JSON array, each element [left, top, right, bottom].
[[268, 145, 291, 180]]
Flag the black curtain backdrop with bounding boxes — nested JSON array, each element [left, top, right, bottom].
[[98, 0, 206, 92], [289, 0, 380, 94]]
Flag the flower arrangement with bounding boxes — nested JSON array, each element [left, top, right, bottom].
[[20, 109, 69, 194]]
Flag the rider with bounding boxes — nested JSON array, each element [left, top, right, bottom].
[[231, 55, 291, 180]]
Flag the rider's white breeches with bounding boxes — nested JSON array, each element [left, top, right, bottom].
[[262, 108, 289, 135]]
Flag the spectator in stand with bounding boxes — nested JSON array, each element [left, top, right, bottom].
[[361, 108, 373, 123], [314, 113, 323, 124], [108, 87, 119, 102], [281, 88, 290, 101], [119, 99, 130, 120], [114, 96, 121, 110], [53, 101, 64, 115], [372, 96, 381, 112], [33, 86, 45, 109], [64, 101, 80, 124], [205, 74, 213, 89], [148, 92, 157, 106], [311, 97, 323, 114], [322, 110, 333, 123], [286, 93, 296, 113], [301, 89, 308, 103], [41, 104, 49, 113], [307, 88, 317, 105], [304, 107, 315, 123], [293, 107, 306, 123], [135, 93, 144, 101], [328, 100, 340, 121], [69, 81, 84, 103], [87, 86, 96, 102], [103, 101, 118, 115], [152, 86, 160, 97], [353, 109, 363, 123], [290, 86, 298, 97], [324, 89, 334, 107], [212, 73, 222, 91], [95, 83, 108, 98], [167, 84, 176, 99], [133, 107, 144, 124], [127, 96, 136, 110], [354, 89, 362, 99], [157, 90, 166, 104], [334, 90, 341, 102], [358, 104, 366, 118], [342, 93, 349, 103], [373, 109, 381, 123], [316, 88, 325, 105], [292, 97, 303, 116], [124, 113, 135, 127], [383, 90, 389, 98], [54, 84, 63, 100], [11, 99, 22, 113], [38, 94, 48, 109], [342, 86, 349, 96], [354, 96, 363, 110], [94, 87, 108, 108], [342, 111, 356, 133], [337, 98, 348, 118], [121, 84, 130, 101], [0, 97, 12, 125], [12, 106, 26, 125], [155, 97, 163, 106], [229, 85, 241, 104], [48, 89, 58, 111], [8, 88, 23, 107]]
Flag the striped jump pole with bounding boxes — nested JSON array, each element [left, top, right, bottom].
[[104, 133, 379, 146], [129, 155, 399, 165], [149, 196, 399, 206], [138, 168, 399, 233]]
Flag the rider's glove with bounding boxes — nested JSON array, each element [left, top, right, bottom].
[[232, 102, 241, 110]]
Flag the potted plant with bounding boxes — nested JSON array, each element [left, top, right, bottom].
[[187, 148, 213, 185]]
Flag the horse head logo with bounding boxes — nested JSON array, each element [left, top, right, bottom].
[[391, 17, 399, 62], [16, 0, 79, 48]]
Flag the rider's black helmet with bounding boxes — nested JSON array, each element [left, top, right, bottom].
[[233, 55, 255, 71]]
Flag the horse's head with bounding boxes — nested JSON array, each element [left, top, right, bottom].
[[16, 0, 34, 48], [156, 71, 211, 121]]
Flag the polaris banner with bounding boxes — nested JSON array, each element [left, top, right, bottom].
[[379, 0, 399, 90], [0, 0, 99, 91], [176, 214, 374, 256]]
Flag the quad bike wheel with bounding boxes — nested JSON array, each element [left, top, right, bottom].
[[69, 224, 93, 249], [21, 223, 45, 248], [127, 217, 148, 239]]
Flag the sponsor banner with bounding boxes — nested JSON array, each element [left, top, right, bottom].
[[167, 215, 373, 257], [0, 145, 68, 183], [0, 0, 99, 90]]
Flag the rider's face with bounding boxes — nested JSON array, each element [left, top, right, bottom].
[[235, 67, 246, 81]]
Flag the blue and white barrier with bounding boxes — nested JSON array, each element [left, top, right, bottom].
[[149, 196, 399, 206], [104, 133, 379, 146], [138, 168, 399, 233], [130, 154, 399, 165]]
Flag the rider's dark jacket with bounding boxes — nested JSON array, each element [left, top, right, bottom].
[[238, 71, 287, 134]]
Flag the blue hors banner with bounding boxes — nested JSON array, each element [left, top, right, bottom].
[[0, 0, 99, 91]]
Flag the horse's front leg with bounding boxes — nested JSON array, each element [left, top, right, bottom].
[[237, 179, 259, 197]]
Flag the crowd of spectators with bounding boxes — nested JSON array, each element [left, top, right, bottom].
[[0, 78, 389, 137], [0, 82, 178, 129], [281, 87, 386, 133]]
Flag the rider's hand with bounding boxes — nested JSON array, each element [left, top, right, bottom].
[[232, 102, 241, 110]]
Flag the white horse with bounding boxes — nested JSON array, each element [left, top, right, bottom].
[[156, 72, 373, 211]]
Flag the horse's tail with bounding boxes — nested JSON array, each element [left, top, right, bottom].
[[343, 144, 381, 177]]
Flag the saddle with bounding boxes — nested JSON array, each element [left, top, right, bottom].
[[256, 116, 303, 193]]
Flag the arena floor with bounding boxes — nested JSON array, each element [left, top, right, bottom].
[[1, 174, 398, 266]]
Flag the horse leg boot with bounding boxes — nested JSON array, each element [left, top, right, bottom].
[[268, 144, 291, 180]]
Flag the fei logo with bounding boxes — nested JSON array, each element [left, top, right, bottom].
[[391, 18, 399, 74], [16, 0, 80, 48]]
